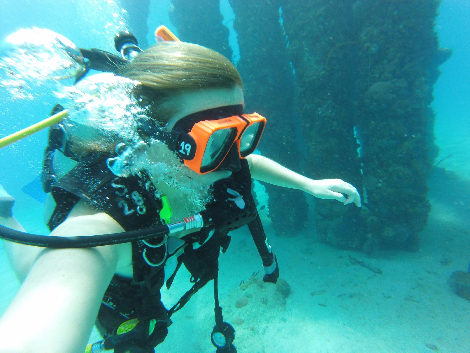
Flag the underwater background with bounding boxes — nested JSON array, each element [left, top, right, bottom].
[[0, 0, 469, 352]]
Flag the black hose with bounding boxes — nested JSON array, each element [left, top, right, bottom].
[[247, 214, 274, 267], [0, 224, 169, 248], [79, 48, 127, 73]]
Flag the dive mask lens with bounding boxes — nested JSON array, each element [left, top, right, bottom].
[[201, 128, 237, 171], [239, 121, 263, 156], [239, 115, 266, 157]]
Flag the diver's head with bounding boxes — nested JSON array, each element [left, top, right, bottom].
[[54, 42, 264, 178], [119, 41, 257, 175]]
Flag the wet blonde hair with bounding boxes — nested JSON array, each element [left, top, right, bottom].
[[119, 41, 242, 122]]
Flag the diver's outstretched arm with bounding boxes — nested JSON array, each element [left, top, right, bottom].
[[0, 208, 124, 352], [246, 154, 361, 207]]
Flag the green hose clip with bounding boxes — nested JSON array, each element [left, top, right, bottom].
[[159, 195, 173, 224]]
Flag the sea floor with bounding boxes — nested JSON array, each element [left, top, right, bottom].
[[152, 169, 470, 352], [1, 167, 469, 352]]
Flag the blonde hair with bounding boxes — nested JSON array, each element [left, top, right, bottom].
[[119, 41, 242, 122]]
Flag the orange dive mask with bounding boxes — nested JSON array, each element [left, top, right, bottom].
[[163, 105, 266, 174]]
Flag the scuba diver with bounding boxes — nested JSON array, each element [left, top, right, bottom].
[[0, 29, 361, 352]]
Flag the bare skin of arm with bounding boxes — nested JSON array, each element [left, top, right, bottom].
[[246, 154, 361, 207], [0, 203, 128, 353]]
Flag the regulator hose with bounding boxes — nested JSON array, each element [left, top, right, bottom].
[[0, 214, 206, 248], [0, 223, 170, 248]]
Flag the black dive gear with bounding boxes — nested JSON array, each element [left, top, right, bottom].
[[114, 31, 142, 61], [79, 48, 127, 74], [75, 47, 127, 82], [248, 213, 279, 283], [77, 31, 142, 82], [0, 114, 279, 353], [0, 156, 277, 353], [212, 275, 236, 353]]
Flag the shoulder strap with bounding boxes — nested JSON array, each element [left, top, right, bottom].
[[47, 155, 162, 232]]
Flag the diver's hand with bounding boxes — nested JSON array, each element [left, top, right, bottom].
[[247, 155, 361, 206], [304, 179, 361, 207]]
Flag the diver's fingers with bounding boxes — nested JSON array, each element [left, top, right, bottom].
[[329, 182, 361, 207], [326, 191, 347, 203]]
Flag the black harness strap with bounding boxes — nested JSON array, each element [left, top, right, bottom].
[[167, 230, 226, 317], [248, 213, 279, 283]]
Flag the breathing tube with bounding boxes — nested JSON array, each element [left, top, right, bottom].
[[0, 214, 206, 248]]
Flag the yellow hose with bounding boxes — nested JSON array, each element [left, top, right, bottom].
[[0, 110, 68, 149]]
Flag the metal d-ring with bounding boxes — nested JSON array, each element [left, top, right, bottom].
[[142, 234, 167, 248], [142, 240, 168, 267]]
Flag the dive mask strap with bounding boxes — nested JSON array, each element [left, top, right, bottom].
[[142, 124, 198, 163], [134, 114, 195, 161]]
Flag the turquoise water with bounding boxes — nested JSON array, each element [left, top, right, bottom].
[[0, 1, 469, 352], [433, 1, 470, 179]]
